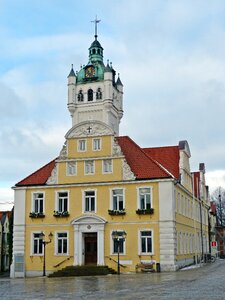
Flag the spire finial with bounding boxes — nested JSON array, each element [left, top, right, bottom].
[[91, 16, 101, 40]]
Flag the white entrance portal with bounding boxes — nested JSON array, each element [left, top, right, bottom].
[[71, 215, 106, 266]]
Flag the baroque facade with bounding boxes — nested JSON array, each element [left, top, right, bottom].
[[11, 27, 210, 277]]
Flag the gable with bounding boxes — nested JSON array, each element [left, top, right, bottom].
[[116, 136, 172, 180]]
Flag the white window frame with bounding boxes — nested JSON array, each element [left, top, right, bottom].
[[77, 139, 86, 152], [55, 231, 69, 256], [31, 192, 45, 214], [66, 161, 77, 176], [102, 159, 113, 174], [31, 232, 43, 256], [84, 160, 95, 175], [111, 230, 126, 255], [138, 229, 154, 255], [93, 138, 101, 151], [83, 189, 97, 213], [110, 188, 125, 211], [137, 187, 153, 210], [55, 191, 69, 213]]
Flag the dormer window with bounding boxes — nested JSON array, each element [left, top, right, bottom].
[[96, 88, 102, 100], [88, 89, 93, 101], [77, 90, 84, 102]]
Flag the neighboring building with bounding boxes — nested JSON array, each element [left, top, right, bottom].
[[0, 211, 11, 271], [209, 201, 217, 255], [10, 26, 210, 277]]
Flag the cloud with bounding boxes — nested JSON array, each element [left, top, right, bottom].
[[0, 123, 68, 183], [0, 0, 225, 197], [206, 170, 225, 193], [0, 187, 14, 211]]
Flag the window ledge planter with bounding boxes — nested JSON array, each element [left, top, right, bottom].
[[108, 209, 126, 216], [29, 212, 45, 218], [53, 211, 70, 217], [136, 208, 154, 215]]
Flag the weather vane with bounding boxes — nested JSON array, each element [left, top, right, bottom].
[[91, 16, 101, 40]]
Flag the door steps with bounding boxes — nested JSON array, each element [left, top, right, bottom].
[[48, 265, 117, 277]]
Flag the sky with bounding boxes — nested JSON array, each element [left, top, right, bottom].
[[1, 0, 225, 210]]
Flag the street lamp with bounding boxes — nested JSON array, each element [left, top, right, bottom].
[[40, 231, 53, 276], [111, 230, 127, 275]]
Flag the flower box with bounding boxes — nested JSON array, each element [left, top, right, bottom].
[[108, 209, 126, 216], [29, 212, 45, 218], [136, 208, 154, 215], [53, 211, 70, 217]]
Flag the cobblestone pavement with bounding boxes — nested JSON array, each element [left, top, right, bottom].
[[1, 260, 225, 300]]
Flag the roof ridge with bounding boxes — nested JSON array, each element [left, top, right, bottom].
[[143, 145, 179, 150]]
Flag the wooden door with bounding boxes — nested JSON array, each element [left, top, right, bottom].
[[84, 233, 97, 265]]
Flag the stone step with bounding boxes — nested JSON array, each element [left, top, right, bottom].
[[49, 265, 117, 277]]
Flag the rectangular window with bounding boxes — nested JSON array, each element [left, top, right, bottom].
[[103, 159, 112, 173], [84, 191, 95, 212], [85, 160, 94, 174], [33, 233, 43, 255], [67, 161, 76, 175], [57, 192, 68, 212], [57, 232, 68, 255], [139, 188, 151, 210], [140, 231, 152, 254], [93, 138, 101, 151], [112, 189, 124, 211], [33, 193, 44, 213], [78, 139, 86, 151]]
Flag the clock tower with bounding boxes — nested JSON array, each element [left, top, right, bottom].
[[67, 19, 123, 135]]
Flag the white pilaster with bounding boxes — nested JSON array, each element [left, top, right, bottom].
[[159, 181, 177, 271], [10, 189, 26, 278]]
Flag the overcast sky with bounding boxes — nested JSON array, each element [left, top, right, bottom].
[[1, 0, 225, 210]]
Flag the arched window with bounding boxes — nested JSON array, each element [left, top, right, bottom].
[[96, 88, 102, 100], [88, 89, 93, 101], [77, 90, 84, 102], [97, 49, 100, 54], [92, 49, 96, 54]]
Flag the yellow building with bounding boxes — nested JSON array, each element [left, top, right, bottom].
[[10, 26, 210, 277]]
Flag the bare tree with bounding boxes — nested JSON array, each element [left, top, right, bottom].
[[211, 187, 225, 227]]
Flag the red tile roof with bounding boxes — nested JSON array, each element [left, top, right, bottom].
[[16, 159, 56, 187], [143, 146, 180, 179], [116, 136, 172, 179]]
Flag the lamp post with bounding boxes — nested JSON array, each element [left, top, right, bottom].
[[40, 231, 53, 276], [111, 230, 127, 275]]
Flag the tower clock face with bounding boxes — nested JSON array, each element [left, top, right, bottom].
[[85, 66, 95, 78]]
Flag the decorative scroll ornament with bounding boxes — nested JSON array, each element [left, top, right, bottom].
[[122, 159, 136, 180], [59, 141, 68, 159], [66, 121, 113, 138], [112, 138, 123, 157], [46, 164, 58, 185]]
